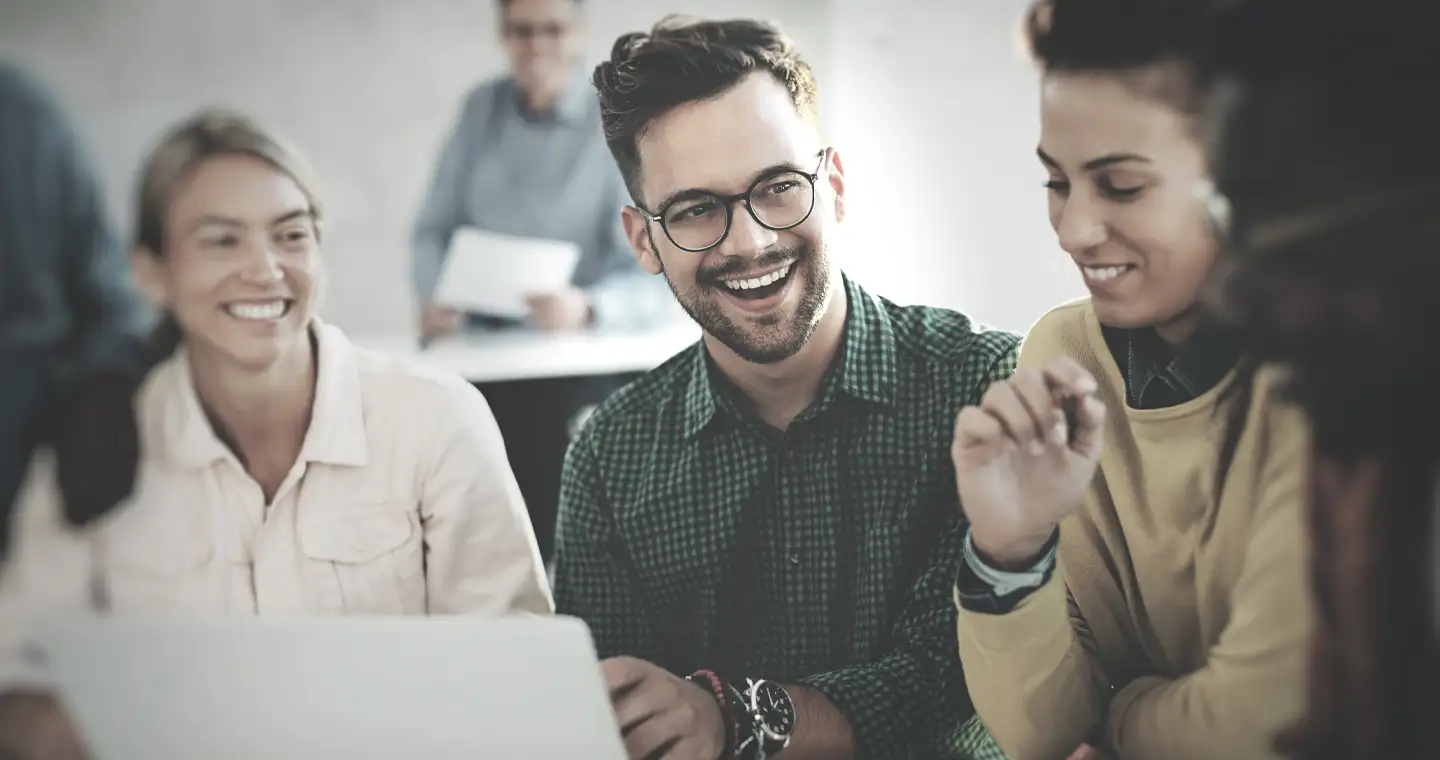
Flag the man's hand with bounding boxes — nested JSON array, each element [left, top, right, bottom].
[[525, 288, 592, 331], [952, 357, 1106, 569], [419, 302, 462, 342], [601, 657, 725, 760], [0, 692, 88, 760]]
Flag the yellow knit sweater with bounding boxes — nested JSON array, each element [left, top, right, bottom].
[[957, 300, 1313, 760]]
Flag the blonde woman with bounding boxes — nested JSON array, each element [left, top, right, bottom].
[[0, 111, 552, 759]]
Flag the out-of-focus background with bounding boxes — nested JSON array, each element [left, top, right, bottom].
[[0, 0, 1076, 335]]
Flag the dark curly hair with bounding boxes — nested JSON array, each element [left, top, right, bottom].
[[1024, 0, 1216, 114], [592, 15, 819, 203]]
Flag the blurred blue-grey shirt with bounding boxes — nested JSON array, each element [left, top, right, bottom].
[[411, 69, 672, 330], [0, 61, 148, 524]]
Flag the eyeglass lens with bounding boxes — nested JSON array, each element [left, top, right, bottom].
[[661, 170, 816, 251]]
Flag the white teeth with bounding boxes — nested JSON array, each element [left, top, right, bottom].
[[226, 300, 288, 321], [1083, 265, 1131, 283], [723, 263, 792, 291]]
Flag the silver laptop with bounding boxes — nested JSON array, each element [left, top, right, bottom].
[[37, 615, 626, 760]]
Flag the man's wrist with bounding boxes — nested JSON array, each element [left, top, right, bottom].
[[685, 670, 737, 758]]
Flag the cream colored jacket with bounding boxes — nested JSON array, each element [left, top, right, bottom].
[[0, 323, 552, 691]]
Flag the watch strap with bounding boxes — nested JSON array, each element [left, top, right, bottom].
[[727, 682, 763, 760], [956, 526, 1060, 615]]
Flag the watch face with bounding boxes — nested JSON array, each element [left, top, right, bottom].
[[753, 681, 796, 737]]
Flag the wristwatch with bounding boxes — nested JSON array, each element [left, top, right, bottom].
[[737, 678, 795, 759]]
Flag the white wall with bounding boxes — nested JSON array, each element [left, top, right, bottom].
[[0, 0, 834, 335], [827, 0, 1083, 333]]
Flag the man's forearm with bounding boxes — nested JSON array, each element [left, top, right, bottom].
[[779, 685, 856, 760]]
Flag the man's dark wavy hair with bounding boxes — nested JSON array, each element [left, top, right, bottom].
[[591, 16, 819, 203]]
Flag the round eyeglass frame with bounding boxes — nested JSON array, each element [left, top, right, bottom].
[[637, 149, 829, 253]]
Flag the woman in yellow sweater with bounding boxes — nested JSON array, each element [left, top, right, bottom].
[[951, 2, 1312, 759]]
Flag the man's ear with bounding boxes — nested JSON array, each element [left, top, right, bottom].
[[621, 206, 664, 275], [826, 147, 847, 223], [131, 247, 169, 308]]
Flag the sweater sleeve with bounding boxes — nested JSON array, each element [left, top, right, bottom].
[[1103, 418, 1310, 760], [955, 551, 1110, 760], [953, 304, 1112, 760], [956, 309, 1312, 760]]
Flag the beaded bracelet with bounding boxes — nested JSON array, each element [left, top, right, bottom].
[[686, 669, 740, 754]]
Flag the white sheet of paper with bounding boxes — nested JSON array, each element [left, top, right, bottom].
[[433, 228, 581, 319]]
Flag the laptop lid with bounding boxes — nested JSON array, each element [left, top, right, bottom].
[[37, 615, 625, 760]]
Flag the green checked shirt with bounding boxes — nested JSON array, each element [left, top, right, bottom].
[[554, 275, 1017, 760]]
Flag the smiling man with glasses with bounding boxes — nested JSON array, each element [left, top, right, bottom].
[[552, 16, 1019, 760]]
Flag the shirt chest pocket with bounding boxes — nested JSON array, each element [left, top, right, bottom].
[[297, 505, 425, 615], [99, 506, 217, 614]]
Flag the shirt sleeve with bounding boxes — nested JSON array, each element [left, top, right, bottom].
[[418, 379, 553, 616], [955, 551, 1109, 760], [1103, 424, 1309, 760], [792, 338, 1020, 760], [552, 425, 667, 663], [410, 88, 489, 305], [0, 452, 96, 697], [797, 517, 992, 760]]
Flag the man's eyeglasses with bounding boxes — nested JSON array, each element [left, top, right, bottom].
[[504, 22, 569, 40], [638, 150, 829, 253]]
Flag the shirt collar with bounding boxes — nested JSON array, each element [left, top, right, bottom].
[[510, 65, 592, 125], [1103, 320, 1242, 407], [680, 274, 898, 439], [154, 321, 369, 469]]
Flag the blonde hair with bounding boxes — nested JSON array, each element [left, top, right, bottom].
[[134, 109, 324, 359], [134, 108, 324, 256]]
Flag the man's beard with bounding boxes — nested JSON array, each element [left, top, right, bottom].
[[661, 240, 833, 365]]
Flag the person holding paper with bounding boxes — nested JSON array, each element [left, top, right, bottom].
[[410, 0, 674, 565], [410, 0, 667, 339], [0, 110, 553, 760]]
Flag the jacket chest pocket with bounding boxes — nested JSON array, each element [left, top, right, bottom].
[[298, 505, 424, 615]]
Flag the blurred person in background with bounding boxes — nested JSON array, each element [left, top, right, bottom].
[[411, 0, 673, 564], [1196, 1, 1440, 758], [412, 0, 664, 339], [0, 110, 552, 760], [0, 62, 148, 560], [0, 60, 149, 760], [952, 2, 1310, 758]]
